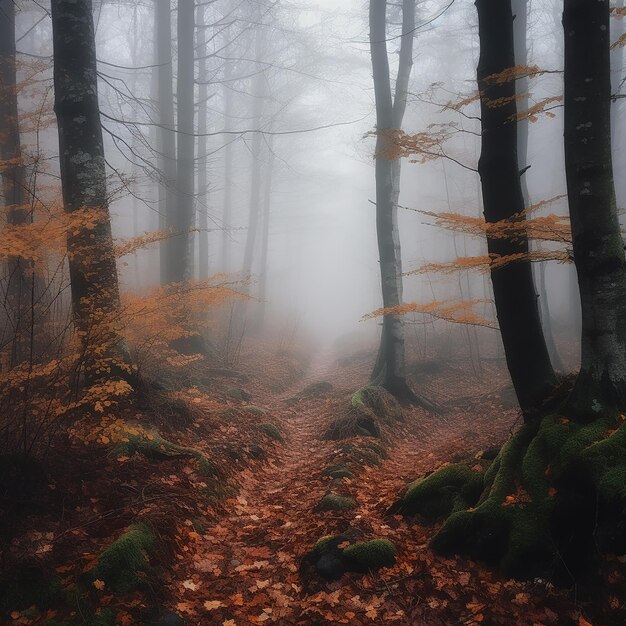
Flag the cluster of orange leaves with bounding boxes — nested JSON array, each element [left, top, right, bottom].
[[363, 299, 497, 329]]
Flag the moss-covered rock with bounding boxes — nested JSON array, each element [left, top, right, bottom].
[[305, 535, 396, 580], [227, 387, 252, 402], [242, 405, 266, 415], [91, 523, 156, 593], [323, 385, 404, 441], [351, 385, 403, 423], [343, 539, 397, 571], [259, 423, 284, 442], [400, 413, 626, 582], [316, 493, 357, 512]]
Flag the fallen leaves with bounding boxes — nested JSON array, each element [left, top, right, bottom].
[[204, 600, 225, 611]]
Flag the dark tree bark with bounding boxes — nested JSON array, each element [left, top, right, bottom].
[[512, 0, 564, 372], [51, 0, 131, 381], [155, 0, 178, 285], [476, 0, 556, 416], [396, 0, 626, 584], [0, 0, 30, 366], [563, 0, 626, 415], [369, 0, 416, 402]]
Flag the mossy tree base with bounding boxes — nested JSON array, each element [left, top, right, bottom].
[[399, 413, 626, 583], [324, 385, 403, 440]]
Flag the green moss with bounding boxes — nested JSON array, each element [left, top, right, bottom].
[[312, 535, 335, 556], [317, 493, 357, 511], [351, 385, 403, 422], [259, 423, 284, 442], [110, 428, 217, 479], [342, 539, 397, 571], [92, 523, 156, 593], [111, 429, 192, 460], [412, 412, 626, 581], [403, 462, 486, 521], [242, 405, 266, 415]]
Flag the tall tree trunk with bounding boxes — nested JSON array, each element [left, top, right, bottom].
[[0, 0, 31, 367], [51, 0, 131, 381], [221, 60, 234, 274], [197, 3, 209, 281], [369, 0, 416, 402], [241, 15, 266, 282], [563, 0, 626, 415], [512, 0, 564, 373], [256, 135, 275, 330], [172, 0, 196, 282], [155, 0, 177, 286], [611, 0, 625, 210], [476, 0, 556, 417]]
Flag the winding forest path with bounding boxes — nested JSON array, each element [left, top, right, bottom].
[[165, 349, 586, 626]]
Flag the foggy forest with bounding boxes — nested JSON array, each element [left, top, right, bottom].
[[3, 0, 626, 624]]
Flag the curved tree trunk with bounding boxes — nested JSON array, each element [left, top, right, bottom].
[[512, 0, 564, 373], [476, 0, 556, 417], [563, 0, 626, 416], [369, 0, 416, 402], [51, 0, 131, 382]]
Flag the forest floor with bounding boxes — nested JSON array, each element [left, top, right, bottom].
[[4, 337, 626, 625]]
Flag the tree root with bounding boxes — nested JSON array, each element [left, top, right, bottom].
[[396, 413, 626, 583]]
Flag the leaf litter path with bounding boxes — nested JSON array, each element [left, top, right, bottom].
[[166, 351, 585, 626]]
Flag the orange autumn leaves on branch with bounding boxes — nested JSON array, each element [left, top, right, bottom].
[[363, 300, 497, 330]]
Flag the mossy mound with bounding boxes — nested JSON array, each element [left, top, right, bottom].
[[259, 423, 284, 442], [400, 413, 626, 582], [305, 534, 397, 580], [351, 385, 403, 423], [90, 523, 156, 593], [316, 493, 357, 512], [324, 410, 380, 439], [242, 404, 266, 415], [323, 385, 403, 441], [401, 461, 488, 522], [343, 539, 397, 571], [110, 428, 218, 478], [227, 387, 252, 401], [340, 441, 387, 467], [285, 381, 334, 406]]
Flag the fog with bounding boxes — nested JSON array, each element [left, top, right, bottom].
[[11, 0, 615, 363]]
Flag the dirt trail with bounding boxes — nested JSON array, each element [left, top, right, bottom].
[[165, 354, 579, 626]]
